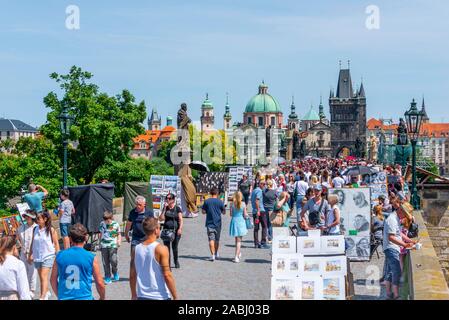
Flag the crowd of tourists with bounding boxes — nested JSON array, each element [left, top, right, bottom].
[[0, 157, 419, 300]]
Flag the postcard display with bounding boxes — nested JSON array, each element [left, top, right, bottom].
[[367, 171, 388, 206], [328, 188, 372, 261], [150, 175, 182, 218], [227, 166, 253, 195], [271, 230, 348, 300]]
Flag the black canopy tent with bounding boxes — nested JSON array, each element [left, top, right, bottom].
[[68, 183, 114, 234]]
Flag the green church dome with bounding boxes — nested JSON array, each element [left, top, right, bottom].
[[245, 82, 281, 113], [202, 93, 213, 109], [302, 105, 320, 121]]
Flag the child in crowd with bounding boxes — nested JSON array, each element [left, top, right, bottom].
[[99, 211, 121, 284], [58, 189, 75, 250]]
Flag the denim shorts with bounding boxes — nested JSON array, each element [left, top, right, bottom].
[[384, 248, 401, 286], [60, 223, 71, 237], [34, 255, 55, 269], [207, 226, 222, 242]]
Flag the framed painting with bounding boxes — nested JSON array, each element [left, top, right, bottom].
[[322, 276, 346, 300], [298, 276, 323, 300], [272, 236, 296, 254], [320, 235, 345, 254], [301, 256, 323, 276], [297, 236, 321, 254], [271, 277, 299, 300], [322, 256, 347, 276], [271, 253, 303, 277], [273, 227, 290, 238]]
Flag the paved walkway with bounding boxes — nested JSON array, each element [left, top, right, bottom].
[[37, 207, 386, 300]]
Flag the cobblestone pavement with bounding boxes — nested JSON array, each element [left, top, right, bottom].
[[37, 208, 386, 300]]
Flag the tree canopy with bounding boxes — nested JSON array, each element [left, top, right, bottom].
[[40, 66, 147, 184]]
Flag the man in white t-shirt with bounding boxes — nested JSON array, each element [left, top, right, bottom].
[[294, 175, 309, 224], [332, 172, 346, 188]]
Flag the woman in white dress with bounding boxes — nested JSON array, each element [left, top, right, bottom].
[[0, 235, 32, 300]]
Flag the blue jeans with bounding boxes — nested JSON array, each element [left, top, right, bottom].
[[296, 195, 304, 225], [266, 210, 273, 240], [384, 249, 401, 286]]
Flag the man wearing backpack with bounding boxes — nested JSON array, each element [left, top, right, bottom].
[[299, 184, 329, 231]]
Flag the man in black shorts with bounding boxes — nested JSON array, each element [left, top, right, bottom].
[[202, 187, 225, 261]]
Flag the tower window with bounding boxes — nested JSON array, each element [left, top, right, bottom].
[[248, 117, 252, 124], [271, 117, 275, 126], [258, 117, 264, 127]]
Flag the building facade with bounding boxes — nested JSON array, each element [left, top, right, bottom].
[[329, 67, 367, 157], [132, 112, 176, 159], [0, 118, 38, 142]]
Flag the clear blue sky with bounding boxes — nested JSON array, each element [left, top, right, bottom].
[[1, 0, 448, 129]]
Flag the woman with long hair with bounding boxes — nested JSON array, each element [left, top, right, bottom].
[[229, 191, 248, 263], [0, 235, 32, 300], [28, 211, 60, 300]]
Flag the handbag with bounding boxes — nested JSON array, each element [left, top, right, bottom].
[[245, 217, 254, 230], [160, 208, 178, 243], [270, 204, 287, 227], [160, 229, 176, 242]]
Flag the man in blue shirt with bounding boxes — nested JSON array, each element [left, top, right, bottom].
[[251, 180, 269, 249], [23, 184, 48, 213], [50, 223, 105, 300], [202, 187, 225, 261]]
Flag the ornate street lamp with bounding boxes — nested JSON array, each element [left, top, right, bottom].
[[57, 104, 74, 189], [404, 98, 425, 209]]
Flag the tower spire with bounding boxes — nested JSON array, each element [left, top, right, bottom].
[[319, 95, 325, 122], [421, 95, 429, 123]]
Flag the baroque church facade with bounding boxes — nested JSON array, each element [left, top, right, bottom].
[[220, 64, 367, 164]]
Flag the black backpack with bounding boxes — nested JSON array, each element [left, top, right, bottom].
[[309, 200, 325, 226]]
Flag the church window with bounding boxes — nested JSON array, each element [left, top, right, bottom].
[[258, 117, 264, 127], [248, 117, 252, 124], [271, 117, 275, 126]]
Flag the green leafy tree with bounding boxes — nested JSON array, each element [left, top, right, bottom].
[[40, 66, 147, 184], [157, 140, 177, 165], [94, 157, 174, 197], [0, 137, 76, 209]]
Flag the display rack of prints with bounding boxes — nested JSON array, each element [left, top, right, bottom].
[[328, 188, 371, 261], [228, 166, 253, 195], [195, 172, 229, 194], [367, 171, 388, 206], [271, 231, 349, 300], [150, 175, 182, 218]]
